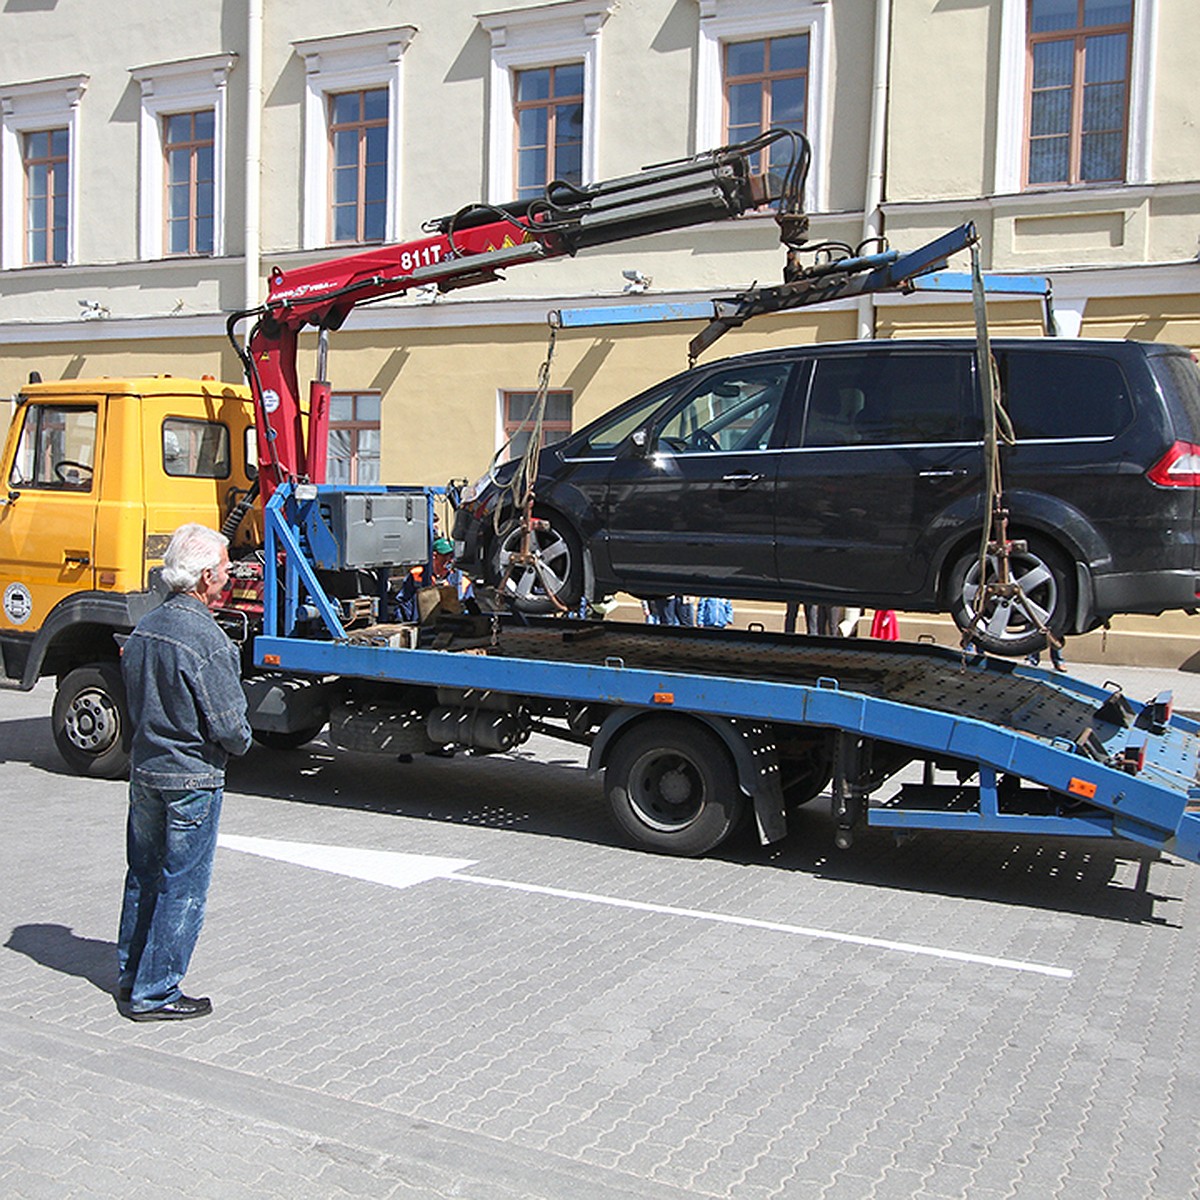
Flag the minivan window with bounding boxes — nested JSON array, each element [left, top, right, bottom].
[[803, 353, 977, 447], [1000, 350, 1133, 440], [577, 383, 678, 455], [655, 362, 791, 454]]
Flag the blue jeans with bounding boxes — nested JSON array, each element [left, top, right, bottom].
[[117, 783, 223, 1012]]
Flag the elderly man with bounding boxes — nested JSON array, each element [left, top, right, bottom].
[[116, 523, 251, 1021]]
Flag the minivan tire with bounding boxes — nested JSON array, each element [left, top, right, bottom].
[[491, 509, 584, 615], [947, 534, 1073, 658]]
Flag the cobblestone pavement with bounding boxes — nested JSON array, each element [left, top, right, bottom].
[[1, 670, 1199, 1199]]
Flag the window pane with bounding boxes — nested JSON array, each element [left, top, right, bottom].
[[196, 179, 214, 219], [27, 163, 47, 199], [363, 200, 385, 242], [517, 147, 547, 191], [168, 149, 191, 184], [516, 68, 550, 103], [194, 109, 215, 140], [728, 82, 763, 130], [333, 165, 358, 205], [1031, 88, 1072, 136], [1030, 0, 1079, 34], [163, 419, 230, 478], [165, 113, 191, 143], [195, 216, 213, 254], [332, 204, 357, 242], [196, 144, 214, 183], [1028, 135, 1070, 183], [1084, 32, 1128, 84], [805, 354, 977, 447], [556, 101, 584, 140], [27, 229, 47, 263], [555, 141, 582, 184], [365, 124, 387, 165], [363, 87, 388, 121], [330, 395, 354, 422], [1084, 0, 1131, 26], [660, 364, 789, 454], [507, 392, 536, 423], [358, 428, 380, 455], [356, 394, 381, 421], [364, 162, 387, 204], [518, 106, 548, 149], [726, 39, 764, 77], [769, 35, 809, 72], [25, 130, 48, 159], [167, 219, 188, 255], [1002, 351, 1132, 438], [330, 92, 359, 124], [333, 129, 358, 168], [168, 183, 190, 219], [1032, 39, 1074, 89], [556, 62, 584, 96], [1081, 130, 1124, 179], [356, 456, 380, 486], [544, 392, 572, 422], [770, 76, 806, 129], [1083, 81, 1125, 132], [50, 129, 68, 157]]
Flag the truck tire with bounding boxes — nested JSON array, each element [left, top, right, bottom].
[[52, 664, 130, 779], [605, 717, 745, 856]]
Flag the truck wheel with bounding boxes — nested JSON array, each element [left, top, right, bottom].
[[605, 718, 745, 856], [947, 534, 1073, 658], [52, 664, 130, 779], [491, 509, 584, 615], [252, 724, 325, 751]]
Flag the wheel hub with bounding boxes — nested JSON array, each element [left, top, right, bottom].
[[628, 753, 704, 832], [64, 689, 120, 753]]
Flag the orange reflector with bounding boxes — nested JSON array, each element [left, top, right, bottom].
[[263, 654, 281, 665], [652, 692, 675, 705], [1068, 777, 1098, 799]]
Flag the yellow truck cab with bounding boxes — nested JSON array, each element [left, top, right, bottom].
[[0, 375, 260, 774]]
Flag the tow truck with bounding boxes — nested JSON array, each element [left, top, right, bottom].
[[3, 129, 1200, 868]]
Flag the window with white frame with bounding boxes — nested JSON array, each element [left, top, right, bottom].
[[693, 0, 829, 210], [478, 1, 612, 206], [502, 389, 573, 460], [130, 55, 235, 261], [0, 74, 87, 270], [995, 0, 1155, 192], [294, 27, 415, 250]]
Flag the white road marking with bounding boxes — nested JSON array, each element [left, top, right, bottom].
[[219, 834, 1073, 979]]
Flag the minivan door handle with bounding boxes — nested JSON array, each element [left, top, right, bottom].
[[721, 472, 764, 487], [917, 468, 969, 479]]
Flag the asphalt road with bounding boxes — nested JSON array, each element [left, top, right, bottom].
[[2, 666, 1199, 1199]]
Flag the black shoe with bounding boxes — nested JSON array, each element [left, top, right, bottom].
[[127, 995, 212, 1022], [118, 988, 132, 1003]]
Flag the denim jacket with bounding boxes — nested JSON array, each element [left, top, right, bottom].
[[122, 593, 252, 789]]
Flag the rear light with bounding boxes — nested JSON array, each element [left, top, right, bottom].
[[1117, 732, 1147, 775], [1147, 441, 1200, 487]]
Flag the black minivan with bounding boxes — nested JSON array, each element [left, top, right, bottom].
[[452, 338, 1200, 655]]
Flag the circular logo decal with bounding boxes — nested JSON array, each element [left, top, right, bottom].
[[4, 582, 33, 625], [262, 389, 281, 414]]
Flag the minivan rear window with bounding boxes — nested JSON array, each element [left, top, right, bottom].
[[1000, 351, 1133, 440]]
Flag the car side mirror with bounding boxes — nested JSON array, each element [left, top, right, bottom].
[[629, 428, 651, 458]]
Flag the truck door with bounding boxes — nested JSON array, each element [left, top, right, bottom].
[[0, 399, 99, 632]]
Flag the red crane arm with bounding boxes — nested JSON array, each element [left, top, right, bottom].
[[231, 130, 808, 500]]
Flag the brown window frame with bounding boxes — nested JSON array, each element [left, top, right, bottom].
[[327, 391, 381, 485], [1024, 0, 1133, 188], [23, 127, 69, 266], [502, 389, 573, 461], [513, 64, 585, 202], [327, 88, 389, 245], [163, 110, 216, 258], [722, 35, 809, 183]]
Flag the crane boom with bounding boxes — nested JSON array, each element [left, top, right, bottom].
[[228, 130, 809, 500]]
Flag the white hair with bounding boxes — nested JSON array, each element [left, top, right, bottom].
[[161, 524, 228, 593]]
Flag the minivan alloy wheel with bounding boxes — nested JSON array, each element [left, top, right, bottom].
[[948, 535, 1072, 657]]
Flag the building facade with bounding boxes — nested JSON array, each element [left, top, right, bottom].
[[0, 0, 1197, 497]]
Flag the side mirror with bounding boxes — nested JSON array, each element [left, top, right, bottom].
[[630, 428, 651, 458]]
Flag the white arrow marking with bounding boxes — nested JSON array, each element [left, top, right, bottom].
[[219, 834, 1073, 979]]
